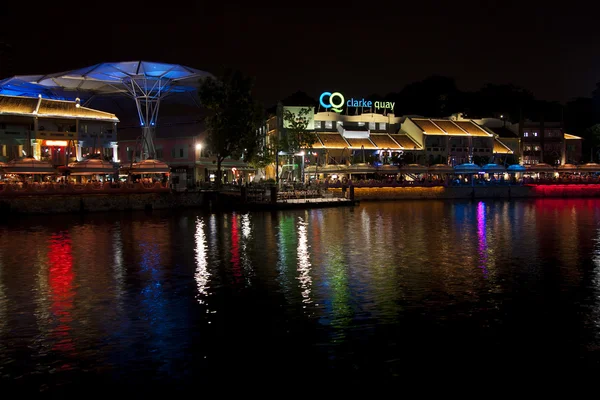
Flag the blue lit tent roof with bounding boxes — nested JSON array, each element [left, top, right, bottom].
[[0, 77, 62, 99], [0, 61, 213, 100]]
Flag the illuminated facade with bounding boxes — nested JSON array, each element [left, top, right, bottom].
[[464, 115, 583, 165], [0, 95, 118, 165], [265, 101, 514, 181]]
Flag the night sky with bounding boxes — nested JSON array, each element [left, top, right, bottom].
[[3, 1, 599, 107]]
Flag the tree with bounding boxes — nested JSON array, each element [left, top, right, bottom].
[[585, 124, 600, 162], [199, 70, 263, 187], [282, 108, 316, 153], [279, 107, 316, 183], [248, 134, 278, 171]]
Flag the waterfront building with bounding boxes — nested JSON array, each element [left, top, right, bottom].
[[265, 96, 514, 182], [0, 94, 118, 165], [401, 117, 513, 166], [461, 115, 583, 166], [514, 120, 581, 165]]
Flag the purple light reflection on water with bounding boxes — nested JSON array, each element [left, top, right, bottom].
[[477, 201, 489, 278]]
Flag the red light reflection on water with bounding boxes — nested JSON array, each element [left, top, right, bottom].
[[48, 232, 75, 354], [230, 215, 242, 284], [528, 184, 600, 197]]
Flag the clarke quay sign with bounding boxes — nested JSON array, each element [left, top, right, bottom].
[[319, 91, 395, 113]]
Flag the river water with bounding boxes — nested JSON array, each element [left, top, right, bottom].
[[1, 199, 600, 391]]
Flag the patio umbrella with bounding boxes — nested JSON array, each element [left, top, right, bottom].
[[453, 163, 481, 174], [482, 163, 506, 173], [428, 164, 454, 174], [2, 157, 56, 174], [557, 164, 578, 173], [577, 163, 600, 172], [506, 164, 526, 172], [400, 164, 428, 174], [526, 163, 554, 173]]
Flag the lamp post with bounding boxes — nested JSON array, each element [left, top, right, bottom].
[[314, 151, 319, 182], [195, 143, 202, 184]]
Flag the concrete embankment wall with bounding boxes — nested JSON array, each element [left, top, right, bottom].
[[327, 185, 582, 200], [0, 192, 209, 215]]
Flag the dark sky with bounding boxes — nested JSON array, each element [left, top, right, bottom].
[[3, 1, 600, 106]]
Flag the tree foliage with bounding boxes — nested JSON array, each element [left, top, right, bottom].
[[282, 107, 316, 153], [198, 70, 263, 186]]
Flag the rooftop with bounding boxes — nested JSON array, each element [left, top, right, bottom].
[[410, 118, 492, 137], [564, 133, 583, 140], [0, 95, 119, 122]]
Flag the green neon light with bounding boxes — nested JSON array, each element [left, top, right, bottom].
[[330, 92, 344, 113]]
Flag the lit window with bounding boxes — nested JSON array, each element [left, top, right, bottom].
[[379, 123, 387, 130], [524, 132, 529, 137], [525, 146, 531, 151], [534, 146, 540, 151], [369, 122, 376, 130], [314, 121, 321, 129], [533, 132, 538, 137], [325, 121, 333, 129]]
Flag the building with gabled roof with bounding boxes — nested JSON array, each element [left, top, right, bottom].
[[0, 94, 118, 165], [401, 117, 512, 166]]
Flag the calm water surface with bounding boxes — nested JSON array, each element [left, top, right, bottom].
[[1, 199, 600, 391]]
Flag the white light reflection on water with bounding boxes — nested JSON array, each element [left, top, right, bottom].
[[361, 208, 371, 248], [297, 217, 312, 305], [112, 223, 125, 308], [240, 213, 254, 284], [242, 214, 251, 239], [195, 217, 209, 303]]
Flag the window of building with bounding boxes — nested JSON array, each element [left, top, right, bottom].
[[379, 123, 386, 130], [156, 149, 163, 159], [180, 148, 184, 158], [533, 132, 538, 137], [314, 121, 321, 129], [358, 122, 365, 126], [524, 132, 529, 137], [369, 122, 376, 130], [534, 145, 540, 151], [525, 146, 531, 151], [325, 121, 333, 129]]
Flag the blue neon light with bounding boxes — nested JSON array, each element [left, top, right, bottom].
[[319, 92, 332, 109]]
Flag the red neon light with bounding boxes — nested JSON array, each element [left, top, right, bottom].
[[45, 140, 68, 147]]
